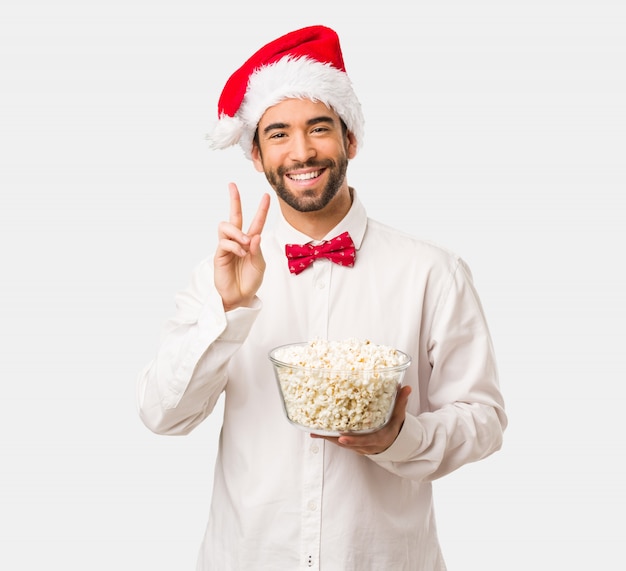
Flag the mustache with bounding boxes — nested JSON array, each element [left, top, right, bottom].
[[277, 159, 335, 175]]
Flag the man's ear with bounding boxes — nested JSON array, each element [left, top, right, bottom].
[[251, 142, 264, 172], [346, 131, 358, 159]]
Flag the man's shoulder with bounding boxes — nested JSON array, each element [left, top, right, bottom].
[[365, 217, 461, 263]]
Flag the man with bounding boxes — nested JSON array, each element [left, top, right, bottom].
[[137, 25, 507, 570]]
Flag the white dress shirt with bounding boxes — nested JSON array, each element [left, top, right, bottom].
[[137, 192, 507, 571]]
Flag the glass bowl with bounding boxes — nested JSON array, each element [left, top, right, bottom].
[[268, 340, 412, 436]]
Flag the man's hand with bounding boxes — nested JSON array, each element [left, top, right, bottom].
[[311, 386, 412, 455], [214, 183, 271, 311]]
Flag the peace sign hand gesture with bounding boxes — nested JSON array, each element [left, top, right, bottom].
[[214, 183, 271, 311]]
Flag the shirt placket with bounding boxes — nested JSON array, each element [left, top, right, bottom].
[[299, 259, 331, 570]]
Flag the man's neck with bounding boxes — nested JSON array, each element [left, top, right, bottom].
[[280, 187, 354, 241]]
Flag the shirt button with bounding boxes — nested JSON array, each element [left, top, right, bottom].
[[308, 501, 317, 511], [310, 444, 319, 454], [316, 281, 325, 290]]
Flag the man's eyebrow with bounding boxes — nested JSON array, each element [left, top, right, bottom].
[[261, 116, 336, 136], [262, 122, 288, 135], [306, 115, 336, 126]]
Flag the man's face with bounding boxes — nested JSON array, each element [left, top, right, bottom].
[[251, 99, 357, 213]]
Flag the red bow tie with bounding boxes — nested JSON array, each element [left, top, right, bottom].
[[285, 231, 356, 275]]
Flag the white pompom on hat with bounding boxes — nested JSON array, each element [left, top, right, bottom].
[[206, 25, 365, 160]]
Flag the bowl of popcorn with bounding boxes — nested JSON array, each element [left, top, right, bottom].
[[269, 338, 412, 436]]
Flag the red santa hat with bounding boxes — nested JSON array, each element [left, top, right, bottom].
[[206, 25, 365, 159]]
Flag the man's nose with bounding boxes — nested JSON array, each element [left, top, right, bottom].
[[288, 132, 317, 163]]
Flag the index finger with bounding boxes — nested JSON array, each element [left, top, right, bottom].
[[228, 182, 243, 230]]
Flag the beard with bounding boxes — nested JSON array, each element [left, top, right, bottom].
[[264, 155, 349, 213]]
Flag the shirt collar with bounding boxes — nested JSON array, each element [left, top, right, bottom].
[[274, 188, 367, 250]]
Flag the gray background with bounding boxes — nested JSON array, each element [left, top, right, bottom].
[[2, 0, 624, 569]]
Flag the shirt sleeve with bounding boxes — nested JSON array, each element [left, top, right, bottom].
[[367, 257, 507, 481], [136, 257, 261, 435]]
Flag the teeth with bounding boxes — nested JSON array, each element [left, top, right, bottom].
[[290, 171, 319, 181]]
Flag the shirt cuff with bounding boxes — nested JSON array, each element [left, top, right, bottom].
[[367, 414, 425, 462], [217, 297, 262, 342]]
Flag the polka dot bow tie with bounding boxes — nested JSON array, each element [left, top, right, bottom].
[[285, 231, 356, 275]]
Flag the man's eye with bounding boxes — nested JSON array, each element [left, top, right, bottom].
[[269, 132, 286, 139]]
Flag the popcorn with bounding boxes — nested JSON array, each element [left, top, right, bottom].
[[270, 338, 410, 433]]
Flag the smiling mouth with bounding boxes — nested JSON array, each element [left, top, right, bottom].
[[287, 170, 322, 181]]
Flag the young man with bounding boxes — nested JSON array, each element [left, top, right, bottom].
[[137, 25, 507, 570]]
